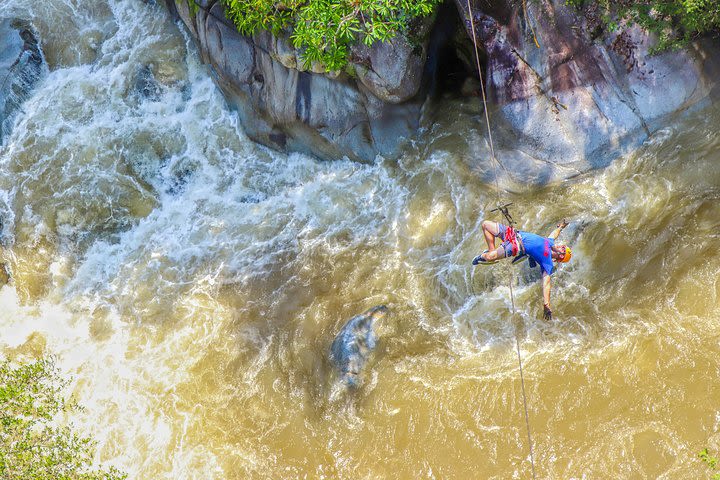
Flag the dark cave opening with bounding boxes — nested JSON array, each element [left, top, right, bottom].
[[424, 0, 489, 99]]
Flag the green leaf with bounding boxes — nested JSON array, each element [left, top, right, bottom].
[[219, 0, 441, 70], [0, 357, 126, 480]]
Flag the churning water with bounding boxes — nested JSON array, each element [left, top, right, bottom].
[[1, 0, 720, 478]]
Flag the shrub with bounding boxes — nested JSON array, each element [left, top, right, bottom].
[[216, 0, 440, 71], [700, 448, 720, 480], [0, 357, 126, 480], [566, 0, 720, 50]]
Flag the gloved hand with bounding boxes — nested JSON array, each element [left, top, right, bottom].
[[543, 304, 552, 321], [558, 219, 569, 229]]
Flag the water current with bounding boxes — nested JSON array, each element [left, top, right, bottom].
[[1, 0, 720, 478]]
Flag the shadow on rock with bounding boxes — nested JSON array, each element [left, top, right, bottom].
[[0, 18, 45, 145]]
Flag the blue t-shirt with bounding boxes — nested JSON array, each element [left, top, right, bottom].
[[519, 231, 555, 275]]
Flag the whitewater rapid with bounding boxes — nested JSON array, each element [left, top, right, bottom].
[[2, 0, 720, 478]]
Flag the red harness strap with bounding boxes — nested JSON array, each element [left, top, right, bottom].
[[505, 226, 520, 256]]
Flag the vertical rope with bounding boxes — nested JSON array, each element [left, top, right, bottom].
[[510, 283, 537, 480], [522, 0, 541, 48], [465, 1, 537, 478]]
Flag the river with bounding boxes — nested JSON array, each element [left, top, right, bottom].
[[1, 0, 719, 478]]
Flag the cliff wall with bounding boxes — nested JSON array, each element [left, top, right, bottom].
[[165, 0, 720, 182]]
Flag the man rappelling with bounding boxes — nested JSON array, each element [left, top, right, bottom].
[[472, 213, 572, 321]]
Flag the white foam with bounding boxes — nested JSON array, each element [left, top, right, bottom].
[[1, 0, 719, 477]]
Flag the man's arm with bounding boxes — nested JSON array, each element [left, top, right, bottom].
[[542, 272, 552, 320], [548, 219, 569, 240]]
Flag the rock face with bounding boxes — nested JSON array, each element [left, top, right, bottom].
[[330, 305, 388, 388], [454, 0, 720, 184], [165, 0, 720, 179], [0, 19, 45, 145], [164, 0, 430, 162]]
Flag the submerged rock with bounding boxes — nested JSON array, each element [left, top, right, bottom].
[[330, 305, 388, 388], [133, 64, 162, 101], [0, 18, 44, 144]]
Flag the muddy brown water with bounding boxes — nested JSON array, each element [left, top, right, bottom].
[[1, 1, 720, 478]]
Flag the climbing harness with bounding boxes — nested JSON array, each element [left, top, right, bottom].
[[491, 203, 523, 257], [466, 3, 537, 478], [504, 226, 521, 257]]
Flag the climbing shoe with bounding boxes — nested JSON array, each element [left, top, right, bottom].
[[472, 250, 497, 265]]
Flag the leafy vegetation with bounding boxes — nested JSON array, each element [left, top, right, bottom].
[[215, 0, 440, 71], [565, 0, 720, 50], [700, 448, 720, 480], [0, 357, 126, 480]]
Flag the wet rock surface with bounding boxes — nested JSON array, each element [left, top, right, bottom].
[[454, 0, 720, 184], [0, 18, 45, 144], [163, 0, 720, 180], [165, 0, 428, 162], [133, 64, 162, 101], [0, 263, 8, 287], [330, 305, 388, 388]]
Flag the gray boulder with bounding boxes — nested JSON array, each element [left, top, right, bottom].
[[0, 19, 44, 145], [454, 0, 720, 185], [165, 0, 428, 162], [163, 0, 720, 180], [349, 17, 432, 104]]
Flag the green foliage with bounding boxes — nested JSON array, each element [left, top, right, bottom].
[[699, 448, 720, 480], [566, 0, 720, 50], [187, 0, 200, 16], [219, 0, 440, 71], [0, 357, 126, 480]]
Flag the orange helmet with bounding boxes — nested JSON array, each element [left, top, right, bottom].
[[560, 246, 572, 263]]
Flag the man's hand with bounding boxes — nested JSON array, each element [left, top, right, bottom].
[[549, 220, 568, 240], [543, 303, 552, 321]]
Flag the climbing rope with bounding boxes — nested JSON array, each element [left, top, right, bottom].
[[522, 0, 541, 49], [465, 1, 537, 478]]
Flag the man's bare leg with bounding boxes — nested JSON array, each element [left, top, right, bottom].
[[481, 220, 500, 251], [482, 245, 507, 262]]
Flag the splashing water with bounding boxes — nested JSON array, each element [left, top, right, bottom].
[[1, 0, 720, 478]]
